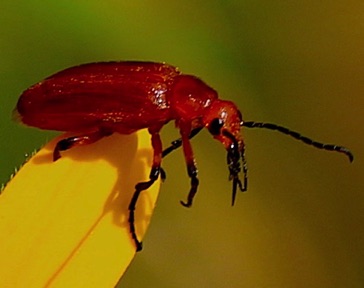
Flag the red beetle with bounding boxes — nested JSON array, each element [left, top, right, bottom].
[[15, 61, 353, 251]]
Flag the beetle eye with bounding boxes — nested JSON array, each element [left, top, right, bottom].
[[208, 118, 224, 135]]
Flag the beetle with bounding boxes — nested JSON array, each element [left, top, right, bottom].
[[15, 61, 353, 251]]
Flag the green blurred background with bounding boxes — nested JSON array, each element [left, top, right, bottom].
[[1, 1, 363, 287]]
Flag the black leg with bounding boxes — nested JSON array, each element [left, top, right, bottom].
[[128, 166, 160, 251], [162, 127, 202, 158], [128, 126, 202, 250], [128, 129, 163, 251]]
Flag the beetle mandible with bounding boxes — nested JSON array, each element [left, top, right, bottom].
[[15, 61, 353, 251]]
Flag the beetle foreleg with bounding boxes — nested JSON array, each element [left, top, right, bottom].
[[180, 163, 199, 207], [160, 127, 202, 182], [128, 129, 163, 251], [178, 123, 199, 208], [53, 129, 113, 161]]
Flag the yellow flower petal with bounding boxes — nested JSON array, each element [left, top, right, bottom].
[[0, 129, 160, 287]]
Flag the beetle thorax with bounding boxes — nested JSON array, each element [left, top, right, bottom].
[[169, 75, 218, 121]]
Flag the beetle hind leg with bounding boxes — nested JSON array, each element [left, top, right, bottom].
[[53, 129, 113, 161]]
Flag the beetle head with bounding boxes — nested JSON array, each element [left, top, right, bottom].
[[203, 100, 247, 205]]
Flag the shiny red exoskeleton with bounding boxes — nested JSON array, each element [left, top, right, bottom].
[[16, 61, 353, 251]]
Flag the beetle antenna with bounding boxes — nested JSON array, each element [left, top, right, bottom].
[[242, 121, 354, 162]]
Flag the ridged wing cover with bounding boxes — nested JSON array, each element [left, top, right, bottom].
[[16, 62, 181, 133]]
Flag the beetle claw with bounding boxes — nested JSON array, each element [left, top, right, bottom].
[[180, 174, 199, 208], [180, 200, 191, 207]]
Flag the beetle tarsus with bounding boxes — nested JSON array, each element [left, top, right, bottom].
[[53, 149, 61, 162], [53, 138, 74, 161], [127, 187, 143, 251], [180, 176, 199, 208], [180, 164, 199, 208], [180, 200, 191, 207], [128, 178, 156, 251], [128, 165, 161, 252], [180, 185, 198, 207]]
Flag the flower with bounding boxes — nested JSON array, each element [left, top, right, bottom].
[[0, 129, 160, 287]]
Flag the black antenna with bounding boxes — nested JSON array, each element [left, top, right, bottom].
[[242, 121, 354, 162]]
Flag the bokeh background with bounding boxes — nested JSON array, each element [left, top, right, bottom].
[[1, 1, 363, 287]]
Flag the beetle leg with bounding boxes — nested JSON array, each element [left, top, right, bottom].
[[53, 129, 113, 161], [177, 122, 199, 208], [160, 127, 202, 181], [128, 128, 163, 251], [180, 161, 198, 208], [130, 121, 200, 180], [162, 127, 202, 158]]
